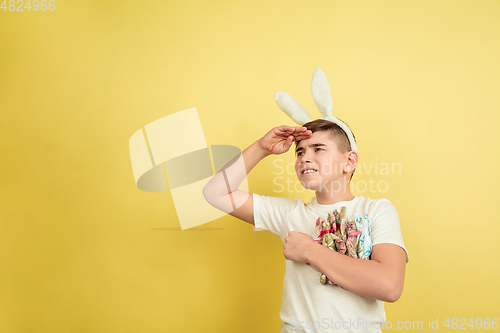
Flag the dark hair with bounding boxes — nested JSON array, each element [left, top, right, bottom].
[[294, 119, 357, 181]]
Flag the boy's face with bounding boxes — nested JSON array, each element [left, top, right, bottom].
[[294, 131, 351, 193]]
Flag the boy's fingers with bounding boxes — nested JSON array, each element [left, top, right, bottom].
[[277, 125, 296, 131], [277, 126, 308, 132], [275, 126, 311, 140], [293, 131, 312, 139]]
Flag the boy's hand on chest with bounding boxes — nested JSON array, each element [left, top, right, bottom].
[[283, 231, 318, 264]]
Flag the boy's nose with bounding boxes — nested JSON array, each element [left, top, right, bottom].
[[299, 151, 313, 162], [298, 156, 313, 165]]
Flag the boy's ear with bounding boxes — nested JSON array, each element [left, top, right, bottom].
[[343, 151, 359, 173]]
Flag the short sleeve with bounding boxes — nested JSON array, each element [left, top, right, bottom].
[[370, 199, 409, 263], [252, 193, 298, 239]]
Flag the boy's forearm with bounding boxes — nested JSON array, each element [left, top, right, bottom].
[[204, 140, 270, 199], [224, 140, 271, 192], [306, 243, 403, 302]]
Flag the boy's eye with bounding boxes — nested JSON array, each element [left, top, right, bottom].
[[297, 148, 323, 156]]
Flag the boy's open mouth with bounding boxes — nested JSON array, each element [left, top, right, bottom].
[[300, 169, 318, 176]]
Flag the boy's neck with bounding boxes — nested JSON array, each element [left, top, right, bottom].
[[315, 185, 355, 205]]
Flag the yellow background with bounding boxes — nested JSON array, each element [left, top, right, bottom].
[[1, 0, 499, 332]]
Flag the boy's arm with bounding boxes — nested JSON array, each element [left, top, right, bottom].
[[283, 232, 406, 302], [203, 141, 270, 225], [309, 242, 406, 302], [202, 126, 312, 225]]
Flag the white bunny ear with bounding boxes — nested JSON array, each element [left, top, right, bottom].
[[274, 91, 313, 126], [311, 68, 333, 118], [312, 68, 359, 153]]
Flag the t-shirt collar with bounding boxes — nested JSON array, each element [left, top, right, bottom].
[[310, 196, 361, 212]]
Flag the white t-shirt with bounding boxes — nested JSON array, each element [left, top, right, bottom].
[[252, 194, 409, 333]]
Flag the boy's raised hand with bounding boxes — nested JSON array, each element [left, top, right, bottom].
[[258, 126, 312, 155]]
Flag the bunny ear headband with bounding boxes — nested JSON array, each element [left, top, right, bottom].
[[274, 68, 358, 153]]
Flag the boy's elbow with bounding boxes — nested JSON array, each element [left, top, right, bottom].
[[384, 287, 402, 303], [202, 183, 227, 208], [382, 278, 404, 303], [202, 184, 214, 206]]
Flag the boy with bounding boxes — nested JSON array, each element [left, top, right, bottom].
[[203, 106, 408, 333]]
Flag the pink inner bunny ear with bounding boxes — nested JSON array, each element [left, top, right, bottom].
[[274, 91, 313, 125]]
